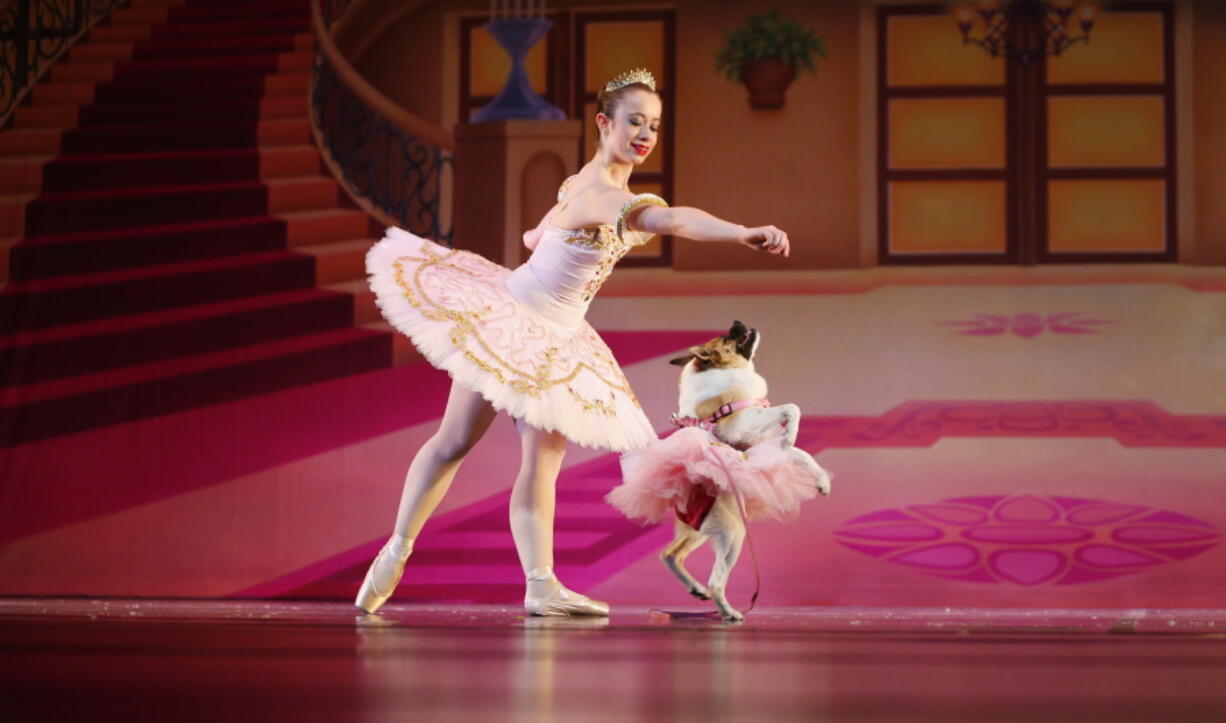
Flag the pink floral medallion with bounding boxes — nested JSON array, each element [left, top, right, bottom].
[[835, 495, 1219, 586], [941, 312, 1112, 338]]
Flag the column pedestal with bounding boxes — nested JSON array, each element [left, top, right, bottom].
[[452, 120, 583, 266]]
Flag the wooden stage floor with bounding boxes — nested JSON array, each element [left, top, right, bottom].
[[2, 600, 1226, 722]]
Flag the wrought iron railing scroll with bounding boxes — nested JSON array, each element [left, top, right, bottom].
[[0, 0, 125, 126], [309, 0, 454, 244]]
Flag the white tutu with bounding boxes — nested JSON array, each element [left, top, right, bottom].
[[365, 224, 658, 452]]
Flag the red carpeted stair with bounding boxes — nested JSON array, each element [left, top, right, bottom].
[[0, 0, 417, 448]]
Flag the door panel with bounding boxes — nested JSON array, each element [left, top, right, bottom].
[[886, 14, 1005, 86], [582, 22, 665, 93], [1045, 12, 1165, 85], [1048, 96, 1165, 168], [1041, 5, 1174, 262], [889, 181, 1008, 254], [889, 98, 1007, 169], [1048, 179, 1166, 253], [879, 6, 1011, 264]]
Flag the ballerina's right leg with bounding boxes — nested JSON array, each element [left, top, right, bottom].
[[392, 382, 497, 538], [355, 382, 497, 613]]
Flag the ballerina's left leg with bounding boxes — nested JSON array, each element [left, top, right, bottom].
[[512, 419, 609, 616]]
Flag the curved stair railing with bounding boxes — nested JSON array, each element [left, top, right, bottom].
[[0, 0, 125, 127], [309, 0, 453, 243]]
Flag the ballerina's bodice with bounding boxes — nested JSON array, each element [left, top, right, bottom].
[[505, 187, 667, 329]]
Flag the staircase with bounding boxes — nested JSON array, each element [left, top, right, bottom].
[[249, 452, 672, 603], [0, 0, 416, 448]]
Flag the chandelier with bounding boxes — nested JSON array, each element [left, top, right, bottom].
[[952, 0, 1099, 66]]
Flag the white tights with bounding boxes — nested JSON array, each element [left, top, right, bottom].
[[388, 382, 568, 586]]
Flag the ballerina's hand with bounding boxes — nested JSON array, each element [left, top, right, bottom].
[[523, 227, 543, 251], [739, 225, 790, 257]]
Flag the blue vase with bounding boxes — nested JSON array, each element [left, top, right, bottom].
[[472, 18, 566, 122]]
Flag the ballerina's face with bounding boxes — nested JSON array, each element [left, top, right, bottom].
[[597, 88, 662, 166]]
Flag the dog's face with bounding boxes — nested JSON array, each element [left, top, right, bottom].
[[670, 320, 760, 371]]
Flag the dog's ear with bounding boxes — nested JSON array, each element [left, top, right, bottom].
[[670, 345, 710, 366]]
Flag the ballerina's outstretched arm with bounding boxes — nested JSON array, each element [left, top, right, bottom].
[[629, 205, 791, 257]]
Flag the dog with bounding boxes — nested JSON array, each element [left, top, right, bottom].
[[658, 320, 831, 621]]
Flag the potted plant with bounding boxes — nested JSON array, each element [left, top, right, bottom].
[[715, 10, 827, 109]]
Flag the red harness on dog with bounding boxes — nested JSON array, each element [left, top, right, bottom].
[[669, 398, 770, 432]]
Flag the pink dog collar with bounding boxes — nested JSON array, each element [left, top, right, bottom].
[[671, 398, 770, 431]]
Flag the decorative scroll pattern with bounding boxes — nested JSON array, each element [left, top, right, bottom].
[[0, 0, 124, 123], [389, 242, 639, 410], [836, 494, 1220, 586], [799, 401, 1226, 588], [319, 0, 354, 28], [941, 312, 1114, 337], [310, 30, 452, 243]]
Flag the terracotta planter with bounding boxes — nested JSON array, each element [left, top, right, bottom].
[[739, 58, 797, 109]]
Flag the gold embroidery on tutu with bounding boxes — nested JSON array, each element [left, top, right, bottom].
[[581, 234, 627, 301], [390, 246, 639, 414], [567, 386, 618, 415]]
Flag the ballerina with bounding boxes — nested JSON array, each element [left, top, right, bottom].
[[357, 67, 792, 616]]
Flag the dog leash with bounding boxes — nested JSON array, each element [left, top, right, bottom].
[[731, 484, 761, 615]]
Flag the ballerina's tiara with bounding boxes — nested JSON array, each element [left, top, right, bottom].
[[604, 68, 656, 93]]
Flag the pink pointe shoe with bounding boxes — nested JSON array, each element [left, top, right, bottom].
[[523, 566, 610, 617], [354, 536, 414, 614]]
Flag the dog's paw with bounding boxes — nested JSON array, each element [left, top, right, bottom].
[[689, 586, 711, 600], [818, 478, 832, 496], [720, 608, 745, 622]]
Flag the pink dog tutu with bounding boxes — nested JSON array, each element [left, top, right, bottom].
[[608, 426, 825, 524]]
